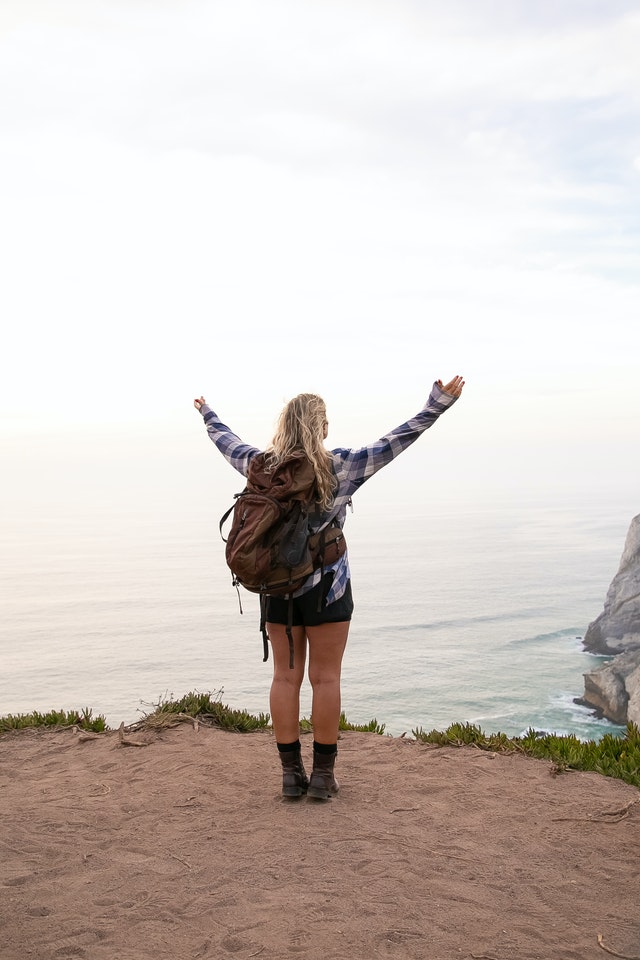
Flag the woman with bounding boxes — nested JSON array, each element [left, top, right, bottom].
[[194, 375, 464, 800]]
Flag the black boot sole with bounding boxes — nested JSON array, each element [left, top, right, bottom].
[[307, 785, 339, 800], [282, 786, 308, 798]]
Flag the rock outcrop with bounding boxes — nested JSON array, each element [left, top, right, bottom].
[[584, 514, 640, 655], [580, 514, 640, 726], [582, 650, 640, 725]]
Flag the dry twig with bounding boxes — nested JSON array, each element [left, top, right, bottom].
[[77, 734, 101, 743], [137, 711, 201, 731], [167, 851, 192, 869], [553, 797, 639, 824], [117, 721, 149, 748], [371, 839, 474, 863], [597, 933, 640, 959]]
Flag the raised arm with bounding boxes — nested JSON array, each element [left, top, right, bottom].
[[193, 397, 260, 478], [332, 377, 464, 495]]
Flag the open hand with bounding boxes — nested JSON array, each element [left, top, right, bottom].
[[437, 376, 465, 397], [193, 396, 206, 411]]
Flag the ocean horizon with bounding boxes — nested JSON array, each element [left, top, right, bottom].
[[1, 452, 634, 741]]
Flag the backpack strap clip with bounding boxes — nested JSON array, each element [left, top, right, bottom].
[[259, 593, 295, 669], [259, 594, 269, 663]]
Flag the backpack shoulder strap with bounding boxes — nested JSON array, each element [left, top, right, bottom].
[[219, 500, 238, 542]]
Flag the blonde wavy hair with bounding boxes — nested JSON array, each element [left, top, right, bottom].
[[266, 393, 336, 511]]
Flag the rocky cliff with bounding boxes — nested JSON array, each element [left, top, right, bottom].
[[580, 514, 640, 726]]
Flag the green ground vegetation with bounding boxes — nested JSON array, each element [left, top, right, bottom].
[[413, 720, 640, 789], [0, 707, 107, 733], [133, 690, 271, 733], [1, 693, 638, 789]]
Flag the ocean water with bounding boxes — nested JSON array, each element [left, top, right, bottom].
[[1, 464, 633, 742]]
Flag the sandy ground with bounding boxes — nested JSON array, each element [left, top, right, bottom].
[[1, 723, 639, 960]]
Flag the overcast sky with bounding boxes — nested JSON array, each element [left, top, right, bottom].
[[1, 0, 639, 503]]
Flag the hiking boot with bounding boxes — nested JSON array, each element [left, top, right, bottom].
[[307, 749, 339, 800], [279, 747, 309, 798]]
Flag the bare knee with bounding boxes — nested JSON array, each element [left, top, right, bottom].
[[272, 666, 305, 690], [306, 622, 349, 689], [308, 667, 340, 689]]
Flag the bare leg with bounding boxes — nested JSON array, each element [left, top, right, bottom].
[[306, 621, 350, 744], [267, 623, 307, 743]]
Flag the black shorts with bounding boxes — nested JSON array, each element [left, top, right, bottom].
[[265, 573, 354, 627]]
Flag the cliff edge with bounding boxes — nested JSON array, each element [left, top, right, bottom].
[[581, 514, 640, 725]]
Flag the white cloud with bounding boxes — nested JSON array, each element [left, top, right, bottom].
[[0, 0, 638, 499]]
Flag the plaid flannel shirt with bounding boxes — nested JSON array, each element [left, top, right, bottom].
[[200, 381, 458, 604]]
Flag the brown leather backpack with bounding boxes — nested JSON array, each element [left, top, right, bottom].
[[219, 452, 346, 666]]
